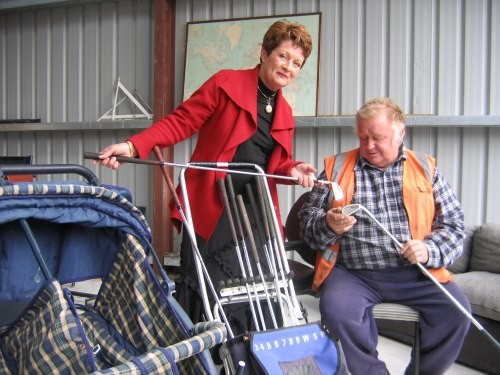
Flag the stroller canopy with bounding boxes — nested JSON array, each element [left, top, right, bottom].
[[0, 181, 152, 302]]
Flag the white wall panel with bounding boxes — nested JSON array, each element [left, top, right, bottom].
[[491, 1, 500, 114], [0, 1, 153, 222], [0, 0, 153, 122], [486, 128, 500, 223], [365, 0, 389, 99], [339, 0, 364, 112], [437, 0, 463, 114], [387, 0, 411, 107], [463, 0, 489, 114], [412, 0, 436, 113], [1, 0, 499, 236], [169, 0, 500, 230]]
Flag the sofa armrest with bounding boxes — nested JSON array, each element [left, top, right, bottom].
[[447, 225, 478, 274]]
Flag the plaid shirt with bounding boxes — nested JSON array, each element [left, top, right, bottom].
[[299, 148, 465, 269]]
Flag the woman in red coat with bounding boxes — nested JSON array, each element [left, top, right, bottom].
[[96, 20, 316, 335]]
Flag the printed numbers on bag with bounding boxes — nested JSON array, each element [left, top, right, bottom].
[[252, 331, 325, 352]]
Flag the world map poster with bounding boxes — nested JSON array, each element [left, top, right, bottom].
[[183, 13, 320, 116]]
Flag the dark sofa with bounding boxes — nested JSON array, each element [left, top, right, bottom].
[[376, 223, 500, 374]]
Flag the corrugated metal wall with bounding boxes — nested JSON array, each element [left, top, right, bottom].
[[1, 0, 499, 235], [173, 0, 500, 228], [1, 0, 153, 122], [0, 0, 154, 219]]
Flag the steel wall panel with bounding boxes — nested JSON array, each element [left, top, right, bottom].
[[169, 0, 500, 229], [1, 2, 154, 224], [340, 0, 364, 112], [365, 0, 389, 99], [36, 10, 51, 121], [387, 0, 410, 107], [486, 128, 500, 223], [463, 0, 490, 114], [5, 13, 21, 118], [317, 0, 338, 114], [1, 0, 499, 232], [437, 0, 463, 115], [99, 2, 116, 120], [67, 6, 83, 122], [492, 1, 500, 114], [20, 12, 36, 119], [0, 0, 153, 122], [412, 0, 436, 114], [0, 128, 152, 221], [461, 127, 488, 223]]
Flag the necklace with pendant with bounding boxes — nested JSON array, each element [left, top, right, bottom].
[[258, 86, 277, 113]]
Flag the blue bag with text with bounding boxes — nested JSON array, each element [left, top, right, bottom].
[[221, 322, 348, 374]]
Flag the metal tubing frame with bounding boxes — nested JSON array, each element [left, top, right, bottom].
[[177, 162, 307, 329]]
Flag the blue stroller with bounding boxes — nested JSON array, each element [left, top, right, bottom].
[[0, 164, 226, 374]]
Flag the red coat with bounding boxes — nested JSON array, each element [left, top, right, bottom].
[[129, 65, 302, 241]]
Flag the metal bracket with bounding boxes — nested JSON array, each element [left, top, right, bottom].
[[98, 77, 152, 121]]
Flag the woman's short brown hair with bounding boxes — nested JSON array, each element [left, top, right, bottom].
[[261, 20, 313, 67]]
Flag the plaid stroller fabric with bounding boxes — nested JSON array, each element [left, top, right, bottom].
[[0, 169, 226, 375], [82, 233, 226, 374], [1, 279, 96, 374]]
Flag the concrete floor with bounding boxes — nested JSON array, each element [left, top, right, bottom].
[[69, 279, 486, 374]]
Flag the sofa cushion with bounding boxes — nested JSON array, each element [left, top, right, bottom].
[[470, 223, 500, 273], [453, 271, 500, 321], [447, 225, 478, 274]]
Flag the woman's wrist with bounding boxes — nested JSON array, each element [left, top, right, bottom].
[[125, 141, 138, 158]]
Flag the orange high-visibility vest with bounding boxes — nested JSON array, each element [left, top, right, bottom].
[[311, 149, 451, 291]]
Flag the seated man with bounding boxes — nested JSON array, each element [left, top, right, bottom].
[[299, 97, 471, 375]]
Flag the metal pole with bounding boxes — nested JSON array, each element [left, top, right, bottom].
[[342, 203, 500, 351], [83, 152, 340, 187], [217, 179, 262, 330]]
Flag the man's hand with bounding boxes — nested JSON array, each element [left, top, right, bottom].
[[400, 239, 430, 264], [325, 207, 356, 235]]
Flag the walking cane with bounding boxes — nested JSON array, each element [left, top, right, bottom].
[[342, 203, 500, 351]]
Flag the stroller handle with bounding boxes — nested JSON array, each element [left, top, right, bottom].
[[0, 164, 99, 185]]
